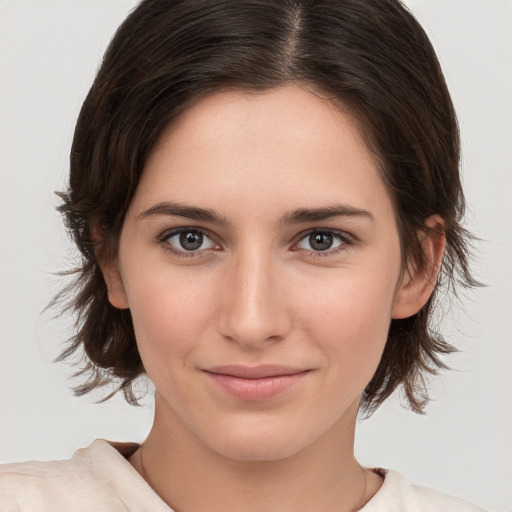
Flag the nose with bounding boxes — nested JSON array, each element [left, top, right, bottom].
[[217, 247, 292, 349]]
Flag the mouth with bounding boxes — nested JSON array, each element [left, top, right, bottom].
[[203, 365, 311, 401]]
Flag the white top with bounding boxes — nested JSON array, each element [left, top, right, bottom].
[[0, 439, 486, 511]]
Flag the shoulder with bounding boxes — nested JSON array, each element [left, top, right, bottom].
[[0, 440, 171, 511], [0, 440, 127, 511], [361, 469, 487, 512]]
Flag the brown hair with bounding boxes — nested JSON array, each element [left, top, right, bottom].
[[57, 0, 478, 414]]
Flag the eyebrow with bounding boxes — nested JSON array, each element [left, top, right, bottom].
[[138, 201, 374, 225], [138, 202, 229, 225], [281, 204, 374, 224]]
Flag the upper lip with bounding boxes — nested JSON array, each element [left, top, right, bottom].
[[204, 365, 309, 379]]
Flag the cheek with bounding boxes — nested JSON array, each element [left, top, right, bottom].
[[124, 269, 218, 367], [296, 268, 398, 376]]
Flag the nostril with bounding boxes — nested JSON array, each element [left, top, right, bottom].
[[217, 306, 291, 347]]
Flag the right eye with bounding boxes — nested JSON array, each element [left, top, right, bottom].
[[159, 228, 219, 256]]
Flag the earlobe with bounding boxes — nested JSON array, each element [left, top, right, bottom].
[[103, 265, 130, 309], [99, 261, 129, 309], [392, 215, 445, 319], [100, 261, 130, 310]]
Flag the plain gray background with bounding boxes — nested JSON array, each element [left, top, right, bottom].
[[1, 1, 511, 510]]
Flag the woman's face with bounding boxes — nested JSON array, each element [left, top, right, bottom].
[[106, 85, 413, 461]]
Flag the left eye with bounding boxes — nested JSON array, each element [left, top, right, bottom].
[[296, 230, 347, 252], [163, 229, 217, 252]]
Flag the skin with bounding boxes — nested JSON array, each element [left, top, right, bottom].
[[101, 85, 444, 512]]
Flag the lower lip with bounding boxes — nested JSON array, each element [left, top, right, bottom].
[[205, 372, 308, 401]]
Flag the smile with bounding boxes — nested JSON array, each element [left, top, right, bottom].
[[203, 365, 311, 401]]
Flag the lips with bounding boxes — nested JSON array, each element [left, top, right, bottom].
[[203, 365, 310, 401], [206, 365, 308, 379]]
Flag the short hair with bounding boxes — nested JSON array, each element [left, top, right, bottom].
[[56, 0, 478, 414]]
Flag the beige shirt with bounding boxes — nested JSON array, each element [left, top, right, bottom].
[[0, 440, 486, 512]]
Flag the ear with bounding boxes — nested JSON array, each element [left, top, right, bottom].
[[100, 259, 130, 310], [392, 215, 445, 319], [91, 223, 130, 310]]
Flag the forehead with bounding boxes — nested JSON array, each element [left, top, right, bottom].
[[132, 85, 394, 223]]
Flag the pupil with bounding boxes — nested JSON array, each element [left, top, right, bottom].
[[180, 231, 203, 250], [310, 233, 333, 251]]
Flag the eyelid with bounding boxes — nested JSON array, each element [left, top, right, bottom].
[[158, 226, 212, 242]]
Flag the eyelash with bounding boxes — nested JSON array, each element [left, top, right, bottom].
[[157, 227, 355, 259]]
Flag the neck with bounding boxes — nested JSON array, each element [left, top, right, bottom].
[[130, 394, 381, 512]]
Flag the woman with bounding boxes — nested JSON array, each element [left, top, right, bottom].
[[0, 0, 485, 510]]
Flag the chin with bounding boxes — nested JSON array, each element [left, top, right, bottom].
[[202, 415, 318, 463]]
